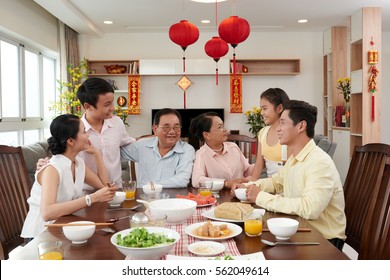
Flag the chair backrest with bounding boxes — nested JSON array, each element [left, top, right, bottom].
[[313, 134, 337, 158], [0, 145, 31, 259], [226, 134, 257, 164], [358, 158, 390, 259], [343, 143, 390, 254]]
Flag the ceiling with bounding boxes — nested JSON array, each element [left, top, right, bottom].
[[34, 0, 390, 36]]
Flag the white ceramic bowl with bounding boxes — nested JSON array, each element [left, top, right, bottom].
[[148, 198, 197, 224], [63, 221, 96, 244], [111, 227, 180, 260], [109, 191, 126, 206], [234, 188, 247, 201], [266, 218, 299, 240], [211, 180, 224, 191], [142, 183, 163, 194]]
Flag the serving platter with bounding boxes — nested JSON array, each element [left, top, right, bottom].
[[184, 222, 242, 241], [196, 201, 217, 208], [201, 208, 265, 223]]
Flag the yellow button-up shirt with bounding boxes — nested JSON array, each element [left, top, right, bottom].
[[252, 139, 346, 240]]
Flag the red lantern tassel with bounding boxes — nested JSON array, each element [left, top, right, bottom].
[[184, 90, 186, 109], [216, 62, 219, 85], [372, 93, 375, 121], [233, 51, 236, 78], [183, 54, 186, 73]]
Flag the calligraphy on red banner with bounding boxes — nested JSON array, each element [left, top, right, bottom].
[[230, 74, 242, 113], [128, 75, 141, 115]]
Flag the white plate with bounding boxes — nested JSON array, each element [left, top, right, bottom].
[[166, 252, 266, 260], [185, 222, 242, 240], [188, 241, 225, 256], [201, 208, 265, 223]]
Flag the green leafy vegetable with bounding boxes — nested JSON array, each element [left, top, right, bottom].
[[212, 255, 235, 260], [116, 228, 175, 248]]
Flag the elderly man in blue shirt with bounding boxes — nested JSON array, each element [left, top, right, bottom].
[[121, 108, 195, 188]]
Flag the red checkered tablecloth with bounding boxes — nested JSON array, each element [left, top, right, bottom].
[[163, 206, 241, 258]]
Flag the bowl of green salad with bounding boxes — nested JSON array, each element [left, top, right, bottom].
[[110, 227, 180, 259]]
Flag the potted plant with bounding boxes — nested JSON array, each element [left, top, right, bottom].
[[245, 106, 265, 137], [337, 77, 351, 127]]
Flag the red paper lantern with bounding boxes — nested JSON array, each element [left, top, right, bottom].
[[169, 20, 199, 72], [205, 36, 229, 85], [218, 16, 250, 75]]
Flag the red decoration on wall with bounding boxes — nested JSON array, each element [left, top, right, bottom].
[[169, 20, 199, 73], [230, 74, 242, 113], [205, 36, 229, 85], [128, 75, 141, 115], [218, 16, 250, 76], [368, 37, 379, 121]]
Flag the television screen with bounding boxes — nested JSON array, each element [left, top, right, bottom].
[[151, 108, 224, 149]]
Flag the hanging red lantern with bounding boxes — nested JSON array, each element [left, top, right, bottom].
[[169, 20, 199, 73], [218, 16, 250, 76], [205, 36, 229, 85]]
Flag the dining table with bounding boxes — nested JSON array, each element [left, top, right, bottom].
[[10, 186, 349, 260]]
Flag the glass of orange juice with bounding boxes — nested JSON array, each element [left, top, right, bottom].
[[199, 181, 212, 196], [244, 215, 263, 237], [38, 241, 63, 260], [123, 181, 137, 200]]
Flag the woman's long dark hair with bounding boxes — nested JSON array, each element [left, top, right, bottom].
[[47, 114, 80, 155]]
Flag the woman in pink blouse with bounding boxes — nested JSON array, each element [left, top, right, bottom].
[[190, 112, 254, 188]]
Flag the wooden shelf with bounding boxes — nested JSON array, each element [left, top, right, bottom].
[[87, 60, 139, 75], [231, 59, 300, 75], [349, 7, 381, 154]]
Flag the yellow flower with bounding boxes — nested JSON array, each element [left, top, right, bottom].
[[245, 106, 265, 137], [49, 58, 88, 117], [337, 76, 351, 103]]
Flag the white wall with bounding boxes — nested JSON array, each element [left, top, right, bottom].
[[0, 0, 58, 54], [79, 32, 323, 137]]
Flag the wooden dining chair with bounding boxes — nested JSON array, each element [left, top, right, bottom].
[[0, 145, 31, 260], [227, 134, 257, 164], [343, 143, 390, 255], [358, 158, 390, 259]]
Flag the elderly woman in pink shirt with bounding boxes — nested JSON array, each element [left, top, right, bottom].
[[190, 112, 254, 188]]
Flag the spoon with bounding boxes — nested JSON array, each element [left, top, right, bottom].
[[136, 199, 150, 210], [96, 227, 115, 233], [131, 212, 150, 223], [261, 239, 320, 246]]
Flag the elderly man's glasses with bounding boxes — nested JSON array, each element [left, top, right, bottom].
[[158, 125, 182, 132]]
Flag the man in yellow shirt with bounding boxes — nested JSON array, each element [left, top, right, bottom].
[[234, 100, 346, 250]]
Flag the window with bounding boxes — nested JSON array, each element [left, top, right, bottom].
[[0, 34, 57, 146]]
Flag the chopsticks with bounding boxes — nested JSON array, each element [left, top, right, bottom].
[[150, 181, 155, 191], [45, 222, 113, 227], [263, 228, 311, 232]]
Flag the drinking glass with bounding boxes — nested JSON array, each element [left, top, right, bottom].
[[244, 215, 263, 237], [123, 180, 137, 200], [199, 181, 212, 197], [38, 241, 63, 260]]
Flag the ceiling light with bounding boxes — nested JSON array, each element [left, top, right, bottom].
[[191, 0, 227, 3], [298, 19, 308, 23], [104, 20, 114, 25], [201, 19, 211, 24]]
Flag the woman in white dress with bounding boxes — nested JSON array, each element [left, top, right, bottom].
[[21, 114, 116, 238]]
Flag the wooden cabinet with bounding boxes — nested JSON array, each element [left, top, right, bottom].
[[231, 59, 300, 75], [349, 7, 381, 155], [87, 60, 140, 109], [322, 26, 347, 138]]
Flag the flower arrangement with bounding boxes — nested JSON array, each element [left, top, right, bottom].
[[114, 106, 129, 126], [337, 77, 351, 104], [50, 59, 88, 116], [244, 106, 265, 137]]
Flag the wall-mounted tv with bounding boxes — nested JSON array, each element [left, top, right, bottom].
[[151, 108, 224, 149]]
